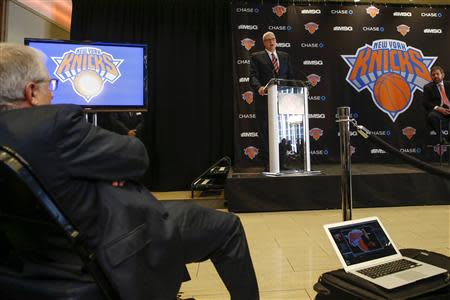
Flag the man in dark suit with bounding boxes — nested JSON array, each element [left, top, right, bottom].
[[249, 31, 294, 167], [422, 66, 450, 144], [109, 111, 145, 139], [0, 43, 259, 300]]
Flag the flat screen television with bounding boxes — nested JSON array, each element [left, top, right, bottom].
[[25, 38, 148, 111]]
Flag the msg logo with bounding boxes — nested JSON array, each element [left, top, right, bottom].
[[52, 47, 123, 103]]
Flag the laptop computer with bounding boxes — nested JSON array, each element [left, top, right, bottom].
[[324, 216, 447, 289]]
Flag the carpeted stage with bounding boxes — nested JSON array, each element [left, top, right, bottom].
[[225, 164, 450, 212]]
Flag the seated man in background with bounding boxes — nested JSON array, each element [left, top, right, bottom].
[[422, 66, 450, 144], [0, 43, 259, 300], [110, 111, 145, 139]]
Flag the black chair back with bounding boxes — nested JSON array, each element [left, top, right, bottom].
[[0, 145, 120, 300]]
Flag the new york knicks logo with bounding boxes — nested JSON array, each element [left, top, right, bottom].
[[310, 128, 323, 141], [244, 146, 259, 159], [242, 91, 254, 104], [342, 39, 437, 121], [307, 74, 321, 87], [272, 5, 287, 17], [52, 47, 123, 103], [241, 38, 255, 50], [402, 126, 416, 140], [397, 24, 410, 36], [304, 22, 319, 34], [366, 5, 380, 18]]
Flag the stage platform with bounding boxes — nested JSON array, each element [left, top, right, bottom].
[[225, 164, 450, 212]]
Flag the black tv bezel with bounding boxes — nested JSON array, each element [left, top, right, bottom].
[[25, 38, 148, 112]]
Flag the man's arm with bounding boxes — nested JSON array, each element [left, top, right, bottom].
[[110, 112, 132, 135], [54, 106, 148, 181], [249, 54, 262, 93], [422, 84, 436, 113]]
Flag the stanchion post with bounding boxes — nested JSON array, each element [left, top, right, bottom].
[[337, 107, 352, 221]]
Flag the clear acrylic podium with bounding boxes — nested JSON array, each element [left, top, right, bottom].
[[263, 78, 320, 176]]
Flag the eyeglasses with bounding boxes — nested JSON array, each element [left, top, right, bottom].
[[35, 78, 59, 92]]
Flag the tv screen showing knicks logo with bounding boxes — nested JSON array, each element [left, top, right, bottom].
[[342, 39, 437, 121], [52, 47, 123, 102]]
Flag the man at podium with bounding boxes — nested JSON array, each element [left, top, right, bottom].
[[249, 31, 294, 168]]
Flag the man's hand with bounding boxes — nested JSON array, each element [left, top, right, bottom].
[[112, 181, 125, 187], [258, 86, 266, 96], [127, 129, 137, 137], [436, 107, 450, 116]]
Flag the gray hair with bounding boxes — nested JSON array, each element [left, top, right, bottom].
[[262, 31, 276, 41], [0, 43, 48, 105]]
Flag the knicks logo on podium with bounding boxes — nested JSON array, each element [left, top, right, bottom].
[[342, 39, 437, 121], [52, 47, 123, 103]]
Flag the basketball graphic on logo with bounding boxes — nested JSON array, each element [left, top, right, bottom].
[[374, 73, 411, 112]]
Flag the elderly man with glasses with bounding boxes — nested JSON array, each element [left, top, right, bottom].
[[0, 43, 259, 300]]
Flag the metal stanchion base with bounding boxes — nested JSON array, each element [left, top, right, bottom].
[[262, 170, 321, 177]]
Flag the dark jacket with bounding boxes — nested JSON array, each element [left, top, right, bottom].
[[422, 80, 450, 114], [0, 104, 185, 299], [249, 50, 294, 93]]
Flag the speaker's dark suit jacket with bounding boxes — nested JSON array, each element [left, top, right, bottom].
[[422, 80, 450, 114], [0, 105, 185, 299], [249, 50, 294, 102]]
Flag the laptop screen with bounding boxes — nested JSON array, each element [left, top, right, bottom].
[[328, 219, 397, 266]]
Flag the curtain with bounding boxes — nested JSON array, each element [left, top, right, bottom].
[[71, 0, 233, 190]]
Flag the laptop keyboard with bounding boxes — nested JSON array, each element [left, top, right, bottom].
[[357, 259, 421, 279]]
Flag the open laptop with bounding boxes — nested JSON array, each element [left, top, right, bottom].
[[324, 216, 447, 289]]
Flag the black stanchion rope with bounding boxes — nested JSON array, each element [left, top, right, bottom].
[[353, 123, 450, 181]]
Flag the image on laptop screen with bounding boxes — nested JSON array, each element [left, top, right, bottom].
[[328, 220, 397, 266]]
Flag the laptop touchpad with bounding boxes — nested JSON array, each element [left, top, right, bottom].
[[395, 270, 424, 281]]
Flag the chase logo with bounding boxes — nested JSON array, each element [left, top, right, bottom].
[[421, 12, 442, 18], [272, 5, 287, 17], [310, 128, 323, 141], [235, 7, 260, 13], [363, 27, 384, 32], [331, 10, 353, 15], [397, 24, 411, 36], [242, 91, 254, 104], [402, 126, 416, 140], [400, 147, 422, 154], [268, 25, 293, 31], [366, 5, 380, 18], [244, 146, 259, 159], [311, 149, 329, 156], [309, 95, 327, 101], [342, 39, 437, 121], [241, 38, 255, 50], [305, 22, 319, 34], [52, 47, 123, 103], [301, 42, 325, 48]]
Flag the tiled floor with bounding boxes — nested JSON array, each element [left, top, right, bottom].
[[177, 205, 450, 300]]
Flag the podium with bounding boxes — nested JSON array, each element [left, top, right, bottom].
[[263, 78, 319, 176]]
